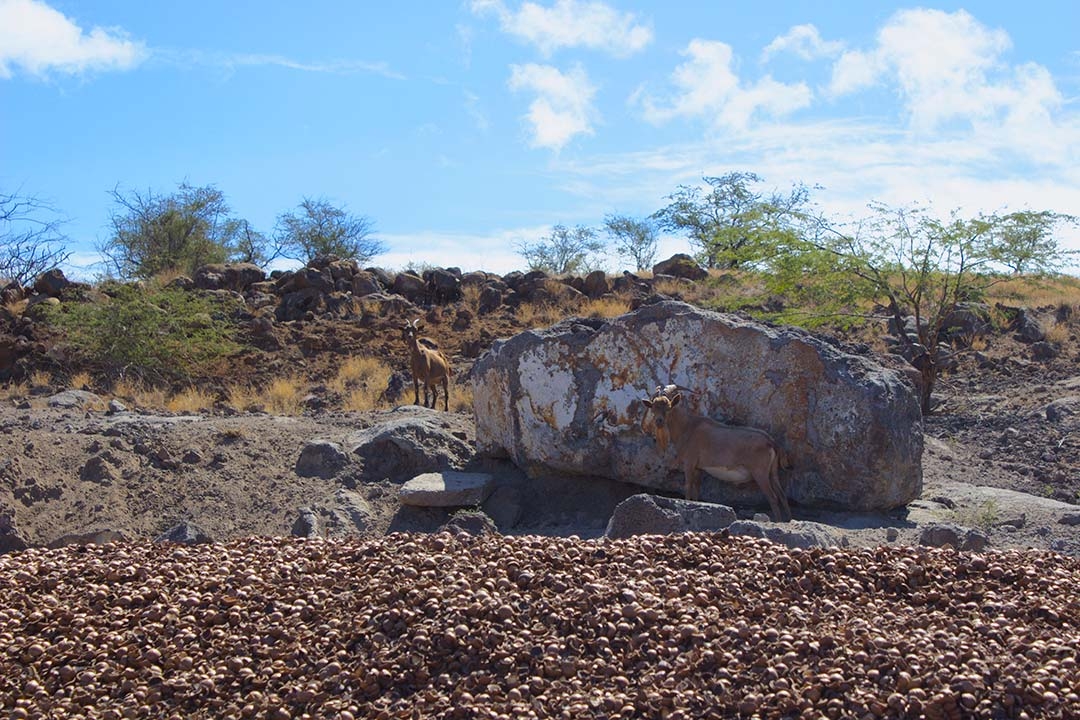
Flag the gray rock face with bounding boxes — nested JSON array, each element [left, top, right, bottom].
[[295, 440, 349, 478], [399, 471, 495, 507], [605, 494, 737, 539], [473, 301, 923, 512], [349, 407, 474, 481]]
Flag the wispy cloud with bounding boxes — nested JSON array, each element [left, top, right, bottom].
[[160, 50, 405, 80], [509, 63, 597, 151], [379, 227, 549, 274], [0, 0, 146, 79], [471, 0, 652, 57], [464, 90, 490, 132], [762, 24, 844, 62], [636, 39, 811, 130]]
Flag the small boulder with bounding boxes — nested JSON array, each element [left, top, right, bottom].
[[918, 523, 989, 551], [33, 268, 70, 297], [295, 440, 349, 478], [652, 253, 707, 281], [605, 494, 737, 539], [399, 471, 495, 507], [291, 507, 322, 538], [154, 522, 213, 545], [47, 390, 103, 410]]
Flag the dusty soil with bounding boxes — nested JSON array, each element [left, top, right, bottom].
[[2, 298, 1079, 556]]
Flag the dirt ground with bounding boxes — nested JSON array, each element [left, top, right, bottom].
[[3, 267, 1080, 556], [2, 303, 1079, 556]]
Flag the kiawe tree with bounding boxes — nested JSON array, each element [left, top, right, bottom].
[[273, 197, 384, 265], [516, 224, 606, 275], [100, 182, 252, 280], [603, 214, 659, 272], [651, 172, 815, 270], [786, 202, 1076, 414], [0, 190, 71, 287]]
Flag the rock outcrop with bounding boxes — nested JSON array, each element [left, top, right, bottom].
[[473, 301, 923, 512]]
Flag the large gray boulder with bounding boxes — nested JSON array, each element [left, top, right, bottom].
[[472, 301, 923, 512]]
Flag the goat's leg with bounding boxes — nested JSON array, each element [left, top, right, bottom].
[[754, 466, 787, 523], [684, 466, 702, 502], [441, 378, 449, 412], [769, 452, 792, 522], [413, 377, 421, 406], [428, 383, 437, 409]]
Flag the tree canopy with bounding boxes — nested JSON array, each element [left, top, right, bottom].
[[100, 183, 246, 280], [274, 197, 384, 265]]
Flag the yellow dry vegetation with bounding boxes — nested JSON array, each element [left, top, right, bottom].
[[166, 387, 216, 413], [333, 355, 392, 412], [265, 376, 306, 416]]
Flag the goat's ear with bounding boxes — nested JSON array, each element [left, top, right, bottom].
[[671, 393, 682, 406], [641, 399, 653, 408]]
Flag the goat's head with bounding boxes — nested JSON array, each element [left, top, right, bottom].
[[641, 389, 682, 451], [401, 318, 423, 341]]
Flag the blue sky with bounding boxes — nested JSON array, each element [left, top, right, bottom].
[[2, 0, 1079, 278]]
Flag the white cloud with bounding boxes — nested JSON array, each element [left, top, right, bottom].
[[762, 24, 844, 62], [509, 63, 597, 151], [0, 0, 145, 78], [638, 39, 812, 130], [471, 0, 652, 57]]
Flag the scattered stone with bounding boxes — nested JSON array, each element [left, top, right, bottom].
[[1060, 512, 1080, 527], [49, 529, 128, 548], [399, 471, 495, 507], [107, 399, 127, 414]]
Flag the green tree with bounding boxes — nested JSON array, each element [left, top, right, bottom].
[[651, 172, 814, 269], [0, 191, 71, 286], [100, 182, 249, 280], [987, 210, 1078, 274], [791, 203, 1073, 414], [516, 224, 605, 275], [604, 214, 658, 271], [274, 197, 383, 264]]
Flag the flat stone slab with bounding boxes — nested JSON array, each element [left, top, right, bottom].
[[399, 471, 495, 507]]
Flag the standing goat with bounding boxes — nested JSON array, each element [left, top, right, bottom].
[[642, 386, 792, 522], [401, 319, 451, 411]]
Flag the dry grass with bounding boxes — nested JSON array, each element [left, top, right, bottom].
[[516, 301, 563, 329], [1045, 321, 1071, 345], [69, 371, 94, 391], [461, 284, 483, 313], [332, 356, 392, 412], [224, 383, 263, 413], [29, 370, 52, 388], [166, 387, 216, 414], [986, 274, 1080, 309], [3, 298, 28, 318], [580, 295, 630, 319], [111, 378, 169, 410], [448, 381, 474, 414], [265, 375, 307, 416], [0, 380, 29, 403]]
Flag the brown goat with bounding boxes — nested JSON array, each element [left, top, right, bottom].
[[401, 319, 451, 411], [642, 387, 792, 522]]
